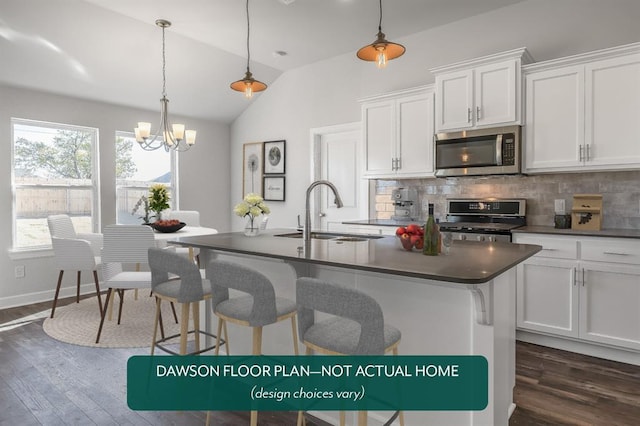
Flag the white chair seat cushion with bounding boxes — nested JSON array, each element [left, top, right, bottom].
[[104, 271, 152, 289], [216, 296, 296, 323], [303, 317, 401, 355], [154, 279, 212, 299]]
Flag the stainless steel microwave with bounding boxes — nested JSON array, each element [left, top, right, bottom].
[[434, 125, 522, 177]]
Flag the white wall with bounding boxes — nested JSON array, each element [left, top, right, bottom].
[[0, 84, 230, 308], [229, 0, 640, 230]]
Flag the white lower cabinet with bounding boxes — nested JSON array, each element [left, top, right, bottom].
[[516, 257, 579, 338], [514, 233, 640, 352], [580, 262, 640, 350]]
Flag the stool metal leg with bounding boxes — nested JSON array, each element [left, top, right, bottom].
[[215, 318, 224, 355]]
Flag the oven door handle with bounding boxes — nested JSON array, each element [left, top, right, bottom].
[[495, 134, 503, 166]]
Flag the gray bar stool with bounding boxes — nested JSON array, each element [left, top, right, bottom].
[[206, 259, 299, 426], [296, 277, 404, 426], [148, 248, 217, 355]]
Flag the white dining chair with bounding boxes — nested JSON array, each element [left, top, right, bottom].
[[96, 224, 158, 343], [163, 210, 201, 264], [47, 214, 103, 318], [164, 210, 200, 226]]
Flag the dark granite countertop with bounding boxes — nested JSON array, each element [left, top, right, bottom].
[[513, 226, 640, 239], [169, 229, 541, 285]]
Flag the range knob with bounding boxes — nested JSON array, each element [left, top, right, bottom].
[[487, 235, 497, 242], [459, 234, 467, 241], [476, 235, 485, 242]]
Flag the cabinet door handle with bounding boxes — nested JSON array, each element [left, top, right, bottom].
[[582, 268, 585, 287], [586, 144, 591, 161], [603, 251, 630, 256], [396, 158, 401, 170], [541, 248, 557, 251], [467, 108, 472, 123], [579, 145, 584, 162], [476, 106, 481, 120], [573, 267, 577, 286], [391, 158, 396, 170]]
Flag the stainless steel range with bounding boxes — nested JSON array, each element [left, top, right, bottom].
[[439, 198, 526, 242]]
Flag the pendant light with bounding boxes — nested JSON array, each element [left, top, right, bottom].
[[231, 0, 267, 98], [134, 19, 196, 151], [357, 0, 405, 68]]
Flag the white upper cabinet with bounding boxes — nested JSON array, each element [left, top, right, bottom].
[[524, 65, 585, 170], [585, 53, 640, 167], [360, 86, 435, 179], [431, 48, 532, 132], [524, 43, 640, 173]]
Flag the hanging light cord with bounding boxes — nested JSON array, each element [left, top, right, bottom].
[[378, 0, 383, 32], [245, 0, 251, 73], [161, 23, 167, 98]]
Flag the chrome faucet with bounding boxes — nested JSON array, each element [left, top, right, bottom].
[[304, 180, 344, 243]]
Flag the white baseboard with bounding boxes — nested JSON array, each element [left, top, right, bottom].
[[0, 283, 99, 311], [517, 330, 640, 366]]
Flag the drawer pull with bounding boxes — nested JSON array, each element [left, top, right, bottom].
[[541, 248, 557, 251], [603, 251, 630, 256]]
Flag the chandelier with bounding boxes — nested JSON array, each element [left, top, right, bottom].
[[356, 0, 405, 68], [230, 0, 267, 98], [134, 19, 196, 151]]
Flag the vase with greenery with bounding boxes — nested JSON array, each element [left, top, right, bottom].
[[234, 193, 270, 236], [148, 184, 170, 222], [131, 195, 151, 224]]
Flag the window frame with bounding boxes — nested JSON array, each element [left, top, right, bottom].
[[10, 117, 101, 252]]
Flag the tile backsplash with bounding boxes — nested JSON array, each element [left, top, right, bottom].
[[374, 170, 640, 230]]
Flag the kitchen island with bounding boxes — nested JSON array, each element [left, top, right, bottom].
[[170, 230, 541, 426]]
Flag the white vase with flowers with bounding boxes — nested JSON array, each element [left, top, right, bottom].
[[234, 193, 270, 237]]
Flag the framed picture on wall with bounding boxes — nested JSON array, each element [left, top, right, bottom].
[[263, 140, 286, 174], [263, 176, 285, 201], [242, 142, 263, 197]]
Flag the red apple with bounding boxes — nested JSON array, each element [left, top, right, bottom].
[[406, 224, 420, 235], [414, 237, 424, 250], [410, 234, 421, 248], [400, 233, 413, 250], [395, 226, 407, 236]]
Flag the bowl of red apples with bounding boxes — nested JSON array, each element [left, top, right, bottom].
[[149, 219, 186, 233], [395, 223, 424, 251]]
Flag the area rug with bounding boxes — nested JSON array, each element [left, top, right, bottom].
[[42, 291, 182, 349]]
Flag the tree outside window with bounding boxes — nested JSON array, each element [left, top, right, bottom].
[[12, 119, 101, 249]]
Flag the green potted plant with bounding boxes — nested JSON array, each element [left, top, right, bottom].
[[148, 184, 170, 222]]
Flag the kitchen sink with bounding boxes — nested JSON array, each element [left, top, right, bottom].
[[274, 231, 383, 241]]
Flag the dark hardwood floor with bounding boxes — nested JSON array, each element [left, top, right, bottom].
[[1, 297, 639, 425]]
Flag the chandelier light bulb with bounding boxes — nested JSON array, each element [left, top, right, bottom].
[[244, 83, 253, 99]]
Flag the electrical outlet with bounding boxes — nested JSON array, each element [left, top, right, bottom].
[[15, 265, 25, 279], [554, 199, 565, 214]]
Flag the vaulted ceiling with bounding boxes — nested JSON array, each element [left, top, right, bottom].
[[0, 0, 526, 122]]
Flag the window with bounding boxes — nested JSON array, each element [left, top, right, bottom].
[[11, 118, 100, 250], [115, 131, 177, 224]]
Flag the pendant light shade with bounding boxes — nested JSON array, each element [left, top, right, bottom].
[[231, 0, 267, 98], [357, 0, 405, 68]]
